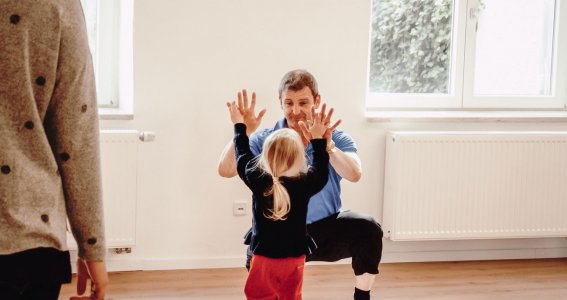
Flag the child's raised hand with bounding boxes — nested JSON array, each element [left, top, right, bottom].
[[237, 89, 267, 135], [298, 103, 340, 140], [226, 101, 244, 124], [308, 105, 327, 138]]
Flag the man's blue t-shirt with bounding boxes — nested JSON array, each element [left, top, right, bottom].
[[248, 119, 358, 224]]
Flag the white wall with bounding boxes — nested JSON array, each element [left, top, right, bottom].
[[98, 0, 567, 271]]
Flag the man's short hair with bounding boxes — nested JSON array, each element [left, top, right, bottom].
[[278, 69, 319, 99]]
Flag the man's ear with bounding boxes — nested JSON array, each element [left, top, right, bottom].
[[314, 94, 321, 109]]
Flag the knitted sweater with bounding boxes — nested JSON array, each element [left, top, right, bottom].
[[0, 0, 105, 261]]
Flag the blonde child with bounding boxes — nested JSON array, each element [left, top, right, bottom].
[[227, 100, 334, 300]]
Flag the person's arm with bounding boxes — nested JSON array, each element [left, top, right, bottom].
[[298, 103, 361, 182], [218, 89, 266, 178], [227, 102, 266, 193], [306, 138, 330, 194], [234, 123, 257, 187], [329, 149, 362, 182], [71, 260, 109, 300], [218, 140, 238, 178], [299, 106, 330, 194], [44, 1, 107, 299], [319, 104, 361, 182]]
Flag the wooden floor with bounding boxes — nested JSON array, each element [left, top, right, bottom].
[[59, 258, 567, 299]]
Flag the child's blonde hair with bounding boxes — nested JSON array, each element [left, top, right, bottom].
[[256, 128, 306, 221]]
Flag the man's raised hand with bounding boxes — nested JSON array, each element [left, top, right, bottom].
[[321, 104, 341, 146]]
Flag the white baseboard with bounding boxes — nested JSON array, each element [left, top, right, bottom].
[[69, 247, 567, 273], [70, 254, 248, 272], [381, 247, 567, 263]]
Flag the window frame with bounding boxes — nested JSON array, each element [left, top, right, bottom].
[[366, 0, 567, 111], [82, 0, 134, 118]]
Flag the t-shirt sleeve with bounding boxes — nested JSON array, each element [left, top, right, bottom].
[[333, 130, 358, 153], [248, 130, 266, 156]]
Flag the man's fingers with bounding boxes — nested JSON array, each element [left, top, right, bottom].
[[319, 103, 327, 122], [329, 119, 342, 131], [242, 89, 249, 111], [237, 92, 244, 114], [250, 92, 256, 112], [257, 109, 267, 120], [307, 107, 315, 123], [325, 108, 334, 124]]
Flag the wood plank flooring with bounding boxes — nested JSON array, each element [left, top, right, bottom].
[[59, 258, 567, 299]]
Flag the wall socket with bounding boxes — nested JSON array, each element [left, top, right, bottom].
[[233, 201, 247, 216]]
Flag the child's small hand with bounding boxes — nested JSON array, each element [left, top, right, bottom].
[[236, 89, 267, 135], [298, 103, 341, 140], [226, 101, 244, 124], [307, 105, 327, 138]]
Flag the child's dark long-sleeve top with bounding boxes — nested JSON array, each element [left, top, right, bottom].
[[234, 123, 329, 258]]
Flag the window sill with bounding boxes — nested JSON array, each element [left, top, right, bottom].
[[98, 108, 134, 120], [365, 110, 567, 122]]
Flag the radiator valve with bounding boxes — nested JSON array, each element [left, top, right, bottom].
[[139, 131, 156, 142], [113, 247, 132, 254]]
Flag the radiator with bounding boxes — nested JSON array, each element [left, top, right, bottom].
[[67, 130, 139, 250], [383, 131, 567, 241]]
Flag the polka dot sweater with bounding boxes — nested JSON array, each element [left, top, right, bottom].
[[0, 0, 106, 261]]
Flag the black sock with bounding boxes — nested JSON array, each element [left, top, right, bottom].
[[354, 287, 370, 300]]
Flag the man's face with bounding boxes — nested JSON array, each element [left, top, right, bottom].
[[280, 86, 320, 131]]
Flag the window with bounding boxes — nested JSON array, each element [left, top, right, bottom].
[[367, 0, 567, 110], [81, 0, 133, 115]]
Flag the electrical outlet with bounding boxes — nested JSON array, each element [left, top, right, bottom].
[[233, 201, 247, 216]]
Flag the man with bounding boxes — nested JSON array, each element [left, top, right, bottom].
[[218, 70, 383, 300], [1, 1, 108, 299]]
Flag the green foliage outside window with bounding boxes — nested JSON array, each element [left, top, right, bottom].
[[369, 0, 453, 93]]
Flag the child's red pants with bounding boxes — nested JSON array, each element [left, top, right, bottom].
[[244, 254, 306, 300]]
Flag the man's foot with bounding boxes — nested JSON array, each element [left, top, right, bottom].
[[354, 287, 370, 300]]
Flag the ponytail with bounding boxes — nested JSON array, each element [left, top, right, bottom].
[[256, 128, 306, 221], [264, 177, 291, 221]]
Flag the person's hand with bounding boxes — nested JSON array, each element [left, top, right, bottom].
[[236, 89, 267, 135], [300, 106, 327, 139], [298, 103, 341, 140], [226, 100, 244, 124], [70, 259, 108, 300], [321, 104, 341, 148]]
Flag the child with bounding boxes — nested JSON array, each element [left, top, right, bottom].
[[226, 101, 332, 300]]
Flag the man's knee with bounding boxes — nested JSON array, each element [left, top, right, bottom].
[[350, 217, 383, 275], [367, 218, 383, 240], [349, 214, 383, 241]]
